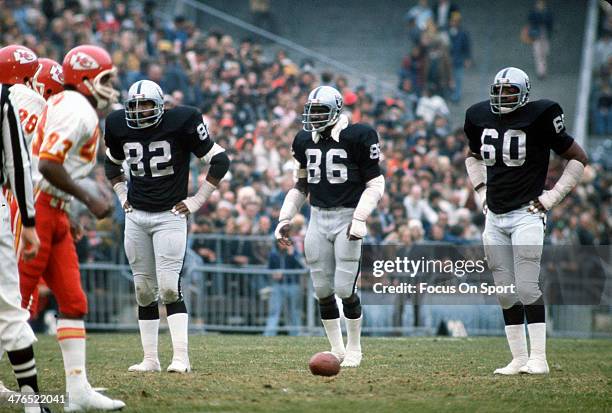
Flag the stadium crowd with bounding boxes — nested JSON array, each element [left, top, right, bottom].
[[592, 0, 612, 136], [0, 0, 609, 272]]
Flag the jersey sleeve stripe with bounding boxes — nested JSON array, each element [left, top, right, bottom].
[[38, 151, 65, 163], [105, 147, 123, 165], [200, 141, 223, 164]]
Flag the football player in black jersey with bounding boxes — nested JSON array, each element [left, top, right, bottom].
[[104, 80, 230, 373], [275, 86, 385, 367], [464, 67, 588, 375]]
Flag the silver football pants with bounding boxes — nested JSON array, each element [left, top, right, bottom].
[[483, 207, 545, 309], [124, 208, 187, 306], [304, 207, 362, 299]]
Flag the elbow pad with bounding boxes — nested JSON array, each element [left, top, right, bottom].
[[208, 150, 230, 181]]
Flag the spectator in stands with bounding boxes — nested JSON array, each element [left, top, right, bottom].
[[263, 243, 304, 336], [594, 81, 612, 135], [448, 12, 471, 103], [432, 0, 459, 32], [405, 0, 433, 32], [527, 0, 553, 79]]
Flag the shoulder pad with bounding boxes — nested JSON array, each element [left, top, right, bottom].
[[465, 100, 491, 124], [340, 123, 375, 142], [163, 105, 201, 129]]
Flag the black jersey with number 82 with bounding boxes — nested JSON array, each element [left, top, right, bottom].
[[292, 123, 382, 208], [464, 99, 574, 214], [104, 106, 214, 212]]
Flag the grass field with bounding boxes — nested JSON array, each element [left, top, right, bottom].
[[1, 334, 610, 412]]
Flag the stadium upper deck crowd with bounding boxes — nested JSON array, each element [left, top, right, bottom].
[[0, 0, 609, 266]]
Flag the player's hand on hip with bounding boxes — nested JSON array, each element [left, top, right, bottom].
[[528, 198, 547, 216], [19, 226, 40, 262], [87, 195, 112, 219], [347, 218, 366, 240], [123, 200, 133, 213], [172, 201, 190, 218], [274, 220, 292, 246]]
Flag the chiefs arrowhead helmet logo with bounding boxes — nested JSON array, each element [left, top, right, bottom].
[[13, 49, 37, 64], [50, 64, 64, 84], [69, 52, 100, 70]]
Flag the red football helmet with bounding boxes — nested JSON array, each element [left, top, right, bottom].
[[0, 45, 39, 85], [62, 45, 118, 109], [32, 58, 64, 100]]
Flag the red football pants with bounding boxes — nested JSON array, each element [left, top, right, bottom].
[[17, 192, 87, 318]]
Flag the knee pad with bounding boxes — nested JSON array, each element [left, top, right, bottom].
[[519, 288, 543, 307], [318, 294, 339, 320], [334, 241, 361, 299], [57, 291, 88, 318], [497, 292, 520, 310], [134, 275, 158, 307], [341, 294, 362, 319], [158, 271, 181, 305]]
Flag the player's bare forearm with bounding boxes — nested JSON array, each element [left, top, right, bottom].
[[39, 159, 93, 204], [205, 175, 221, 187], [110, 174, 127, 186], [560, 141, 588, 165], [39, 159, 111, 218]]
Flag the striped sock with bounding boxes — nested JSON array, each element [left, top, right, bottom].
[[7, 345, 39, 393], [57, 319, 88, 388]]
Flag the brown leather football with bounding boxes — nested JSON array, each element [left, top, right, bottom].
[[308, 352, 341, 376]]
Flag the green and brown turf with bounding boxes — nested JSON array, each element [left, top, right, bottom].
[[1, 334, 610, 412]]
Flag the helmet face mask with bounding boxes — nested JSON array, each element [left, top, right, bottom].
[[302, 86, 343, 132], [489, 67, 530, 114], [31, 58, 64, 100], [125, 80, 164, 129]]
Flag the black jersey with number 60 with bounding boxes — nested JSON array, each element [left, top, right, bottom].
[[464, 99, 574, 214], [292, 123, 382, 208], [104, 106, 214, 212]]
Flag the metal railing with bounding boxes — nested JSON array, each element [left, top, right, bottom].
[[573, 0, 599, 147], [77, 235, 612, 338]]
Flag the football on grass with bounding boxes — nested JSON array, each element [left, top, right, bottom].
[[309, 352, 341, 376]]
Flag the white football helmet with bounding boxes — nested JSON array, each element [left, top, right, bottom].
[[489, 67, 530, 114], [125, 79, 164, 129], [302, 85, 343, 132]]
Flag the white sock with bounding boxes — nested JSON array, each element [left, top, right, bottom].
[[57, 319, 88, 390], [321, 318, 345, 354], [527, 322, 547, 361], [504, 324, 528, 362], [138, 319, 160, 361], [167, 313, 189, 362], [344, 316, 362, 352]]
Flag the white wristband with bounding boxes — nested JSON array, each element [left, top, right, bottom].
[[113, 181, 128, 207], [182, 179, 216, 213], [353, 175, 384, 221], [465, 156, 486, 191]]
